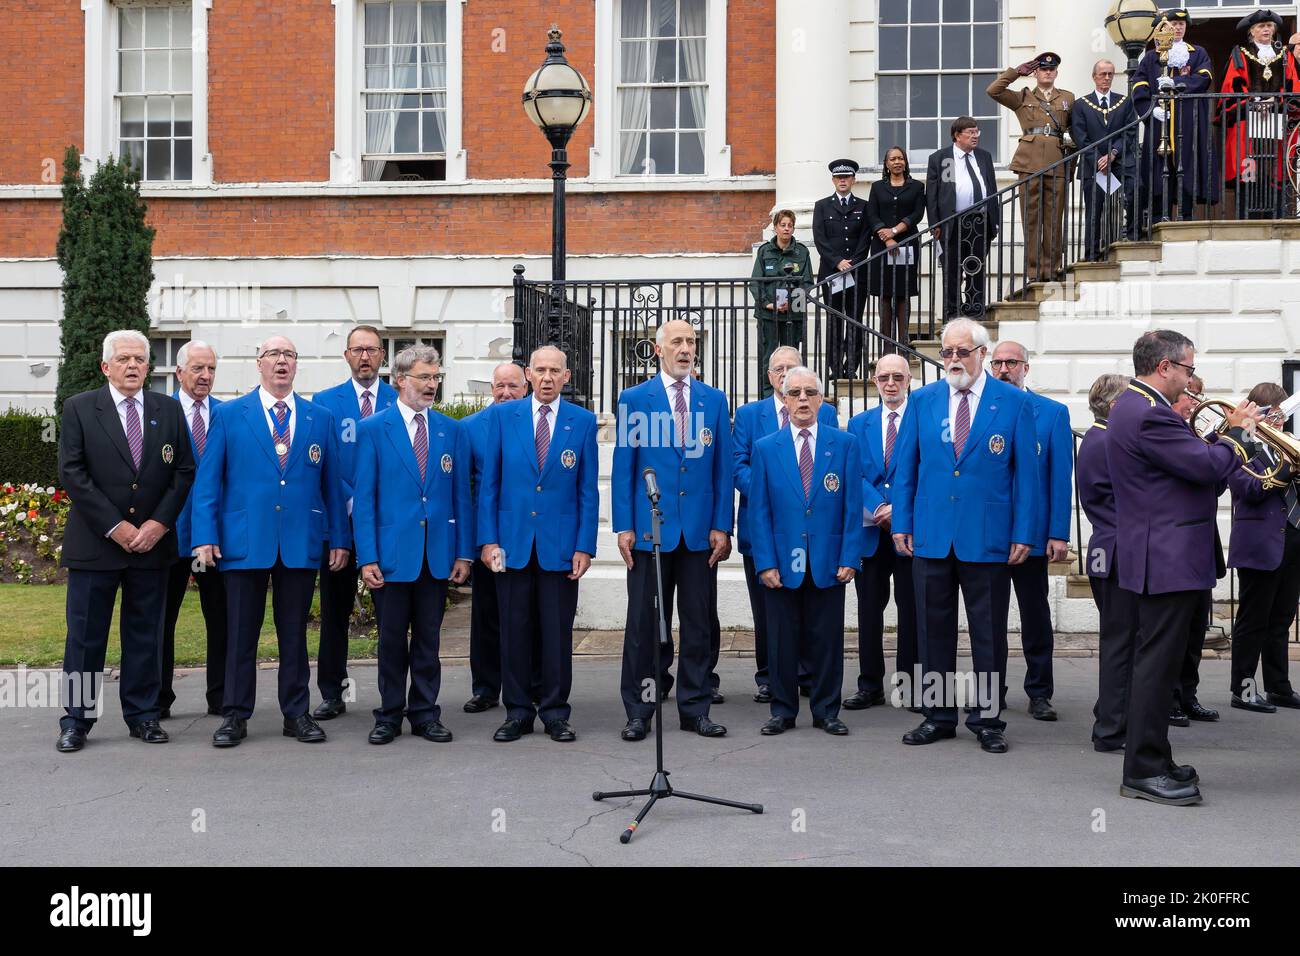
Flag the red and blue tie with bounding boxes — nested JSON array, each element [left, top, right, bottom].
[[536, 404, 551, 471], [413, 412, 428, 481], [798, 428, 813, 497]]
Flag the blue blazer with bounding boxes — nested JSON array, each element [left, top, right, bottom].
[[460, 403, 497, 507], [611, 376, 734, 552], [190, 389, 350, 571], [891, 375, 1038, 562], [351, 405, 474, 582], [476, 398, 600, 572], [733, 397, 838, 556], [311, 378, 398, 500], [748, 425, 864, 588], [1025, 388, 1075, 554], [172, 391, 222, 556], [845, 403, 906, 558]]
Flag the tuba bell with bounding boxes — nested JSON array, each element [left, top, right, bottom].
[[1190, 398, 1300, 488]]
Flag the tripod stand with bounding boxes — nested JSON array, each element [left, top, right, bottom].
[[592, 469, 763, 843]]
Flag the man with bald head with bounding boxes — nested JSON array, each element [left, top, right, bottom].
[[191, 334, 351, 747], [460, 361, 530, 713], [845, 353, 919, 710]]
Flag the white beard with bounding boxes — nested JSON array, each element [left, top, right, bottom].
[[1168, 41, 1190, 69], [946, 367, 976, 390]]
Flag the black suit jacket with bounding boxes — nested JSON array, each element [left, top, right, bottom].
[[58, 385, 196, 571], [811, 193, 871, 281], [924, 145, 999, 240], [1069, 91, 1137, 180]]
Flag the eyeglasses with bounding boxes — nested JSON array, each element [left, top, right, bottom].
[[768, 364, 798, 375], [989, 359, 1023, 370], [939, 346, 983, 359], [347, 346, 382, 357], [404, 373, 444, 384], [1168, 359, 1197, 377], [259, 349, 298, 361], [785, 388, 821, 398], [876, 373, 907, 383]]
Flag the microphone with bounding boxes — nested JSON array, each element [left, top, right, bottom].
[[642, 467, 661, 503]]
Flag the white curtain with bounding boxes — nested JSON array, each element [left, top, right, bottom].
[[619, 0, 649, 173], [679, 0, 707, 169], [363, 2, 418, 180], [425, 2, 447, 152]]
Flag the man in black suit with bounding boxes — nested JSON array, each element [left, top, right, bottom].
[[1070, 59, 1138, 261], [925, 117, 999, 319], [812, 159, 871, 379], [55, 330, 196, 752]]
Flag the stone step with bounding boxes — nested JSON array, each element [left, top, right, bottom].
[[1109, 241, 1162, 262], [1065, 260, 1121, 283], [984, 300, 1041, 324]]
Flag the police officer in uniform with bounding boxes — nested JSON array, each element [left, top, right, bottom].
[[813, 159, 871, 379], [988, 53, 1074, 283]]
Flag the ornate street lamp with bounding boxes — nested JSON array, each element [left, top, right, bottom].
[[1105, 0, 1159, 80], [522, 26, 593, 350]]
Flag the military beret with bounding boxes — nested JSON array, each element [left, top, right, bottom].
[[828, 158, 859, 176]]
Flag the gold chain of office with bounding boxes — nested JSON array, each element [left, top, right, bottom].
[[1240, 45, 1281, 81], [1079, 93, 1128, 119]]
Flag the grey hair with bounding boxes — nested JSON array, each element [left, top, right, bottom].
[[780, 365, 822, 396], [492, 361, 526, 383], [767, 345, 802, 369], [101, 329, 150, 363], [992, 339, 1028, 362], [175, 339, 214, 368], [1092, 58, 1115, 76], [1132, 329, 1193, 376], [393, 344, 442, 377], [529, 344, 568, 369], [655, 320, 694, 346], [1087, 373, 1128, 419], [940, 317, 990, 350]]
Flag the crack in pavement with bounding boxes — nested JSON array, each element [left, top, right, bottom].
[[43, 783, 142, 812], [545, 765, 639, 865]]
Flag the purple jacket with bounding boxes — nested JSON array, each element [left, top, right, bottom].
[[1075, 419, 1115, 578], [1227, 452, 1288, 571], [1106, 380, 1246, 595]]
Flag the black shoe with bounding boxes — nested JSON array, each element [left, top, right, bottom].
[[544, 719, 576, 742], [711, 688, 725, 705], [1267, 690, 1300, 710], [128, 719, 169, 744], [753, 685, 772, 704], [1168, 707, 1190, 727], [621, 717, 650, 741], [906, 705, 924, 714], [842, 690, 886, 710], [493, 718, 534, 742], [413, 720, 453, 742], [283, 714, 327, 743], [1028, 697, 1057, 721], [368, 722, 400, 745], [1093, 741, 1125, 754], [680, 715, 727, 738], [760, 716, 795, 735], [1186, 701, 1219, 722], [813, 716, 850, 735], [1168, 762, 1200, 786], [56, 728, 86, 753], [1120, 774, 1202, 806], [799, 685, 811, 698], [212, 716, 247, 747], [463, 695, 499, 714], [1231, 694, 1277, 714], [312, 698, 346, 721], [902, 720, 956, 746], [159, 708, 172, 720], [976, 729, 1008, 753]]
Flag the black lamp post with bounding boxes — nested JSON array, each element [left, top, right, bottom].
[[1105, 0, 1159, 82], [522, 26, 593, 349]]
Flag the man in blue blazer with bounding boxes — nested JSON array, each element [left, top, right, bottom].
[[160, 340, 226, 719], [612, 319, 734, 740], [191, 335, 351, 748], [990, 341, 1073, 722], [478, 346, 599, 742], [750, 368, 863, 735], [309, 325, 397, 720], [353, 344, 473, 745], [733, 346, 838, 703], [460, 362, 529, 714], [844, 353, 918, 711], [891, 318, 1038, 754]]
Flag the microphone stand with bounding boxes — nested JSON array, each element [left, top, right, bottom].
[[592, 478, 763, 843]]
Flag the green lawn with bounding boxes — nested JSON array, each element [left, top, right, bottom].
[[0, 584, 378, 667]]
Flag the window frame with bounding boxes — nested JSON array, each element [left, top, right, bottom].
[[149, 333, 191, 395]]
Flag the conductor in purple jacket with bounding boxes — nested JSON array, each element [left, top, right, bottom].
[[1106, 330, 1257, 806]]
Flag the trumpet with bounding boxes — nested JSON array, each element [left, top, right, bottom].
[[1190, 398, 1300, 488]]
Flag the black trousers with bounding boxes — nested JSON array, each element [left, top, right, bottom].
[[495, 550, 577, 725], [223, 561, 317, 720], [620, 544, 714, 722], [1011, 556, 1054, 700], [1174, 589, 1212, 708], [825, 281, 868, 379], [765, 575, 845, 721], [1124, 589, 1199, 780], [1081, 178, 1136, 260], [160, 555, 227, 712], [854, 546, 917, 698], [757, 316, 805, 399], [372, 562, 447, 727], [1232, 524, 1300, 698], [744, 554, 812, 690], [469, 557, 502, 700], [939, 232, 989, 320], [912, 552, 1009, 731], [61, 566, 167, 732], [316, 547, 358, 702], [1090, 567, 1139, 750]]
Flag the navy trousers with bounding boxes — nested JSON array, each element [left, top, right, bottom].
[[316, 546, 358, 702], [1011, 556, 1055, 700], [161, 556, 227, 712], [764, 575, 846, 722], [372, 562, 447, 728], [469, 557, 502, 700], [495, 550, 577, 725], [223, 561, 317, 720], [854, 545, 917, 698]]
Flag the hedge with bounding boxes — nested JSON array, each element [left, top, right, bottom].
[[0, 409, 59, 487]]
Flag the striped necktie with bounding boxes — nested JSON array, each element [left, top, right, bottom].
[[122, 398, 142, 470], [672, 381, 688, 447], [413, 412, 428, 481], [536, 404, 551, 472], [798, 428, 814, 497], [885, 411, 898, 467], [273, 401, 290, 469], [779, 406, 790, 430], [190, 402, 206, 459], [952, 390, 971, 458], [360, 389, 374, 418]]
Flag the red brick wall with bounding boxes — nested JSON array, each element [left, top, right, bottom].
[[0, 1, 84, 185], [0, 191, 773, 258], [727, 0, 774, 176], [207, 0, 334, 183]]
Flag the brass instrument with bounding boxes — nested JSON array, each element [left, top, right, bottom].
[[1190, 397, 1300, 488]]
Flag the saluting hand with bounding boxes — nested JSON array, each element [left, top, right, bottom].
[[1008, 543, 1030, 566], [569, 551, 592, 581], [1016, 59, 1037, 76], [450, 559, 472, 585], [128, 519, 167, 553], [361, 563, 384, 589], [708, 530, 731, 567], [328, 548, 349, 572]]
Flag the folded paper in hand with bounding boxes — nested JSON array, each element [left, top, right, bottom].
[[829, 273, 856, 294]]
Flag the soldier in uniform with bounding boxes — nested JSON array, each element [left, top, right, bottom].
[[812, 159, 871, 379], [988, 52, 1074, 283]]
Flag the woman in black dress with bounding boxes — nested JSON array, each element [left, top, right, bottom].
[[866, 146, 926, 352]]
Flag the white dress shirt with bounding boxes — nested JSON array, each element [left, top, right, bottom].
[[258, 388, 297, 444], [1093, 88, 1112, 109], [177, 389, 209, 435], [791, 420, 818, 471], [880, 399, 908, 451], [660, 370, 691, 410], [952, 144, 982, 213], [396, 397, 429, 447], [947, 368, 987, 427], [532, 394, 560, 442], [107, 383, 143, 436], [352, 377, 379, 412]]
